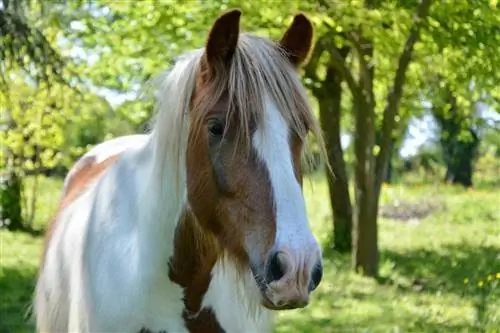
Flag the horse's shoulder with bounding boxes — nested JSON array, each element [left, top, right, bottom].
[[63, 135, 148, 192]]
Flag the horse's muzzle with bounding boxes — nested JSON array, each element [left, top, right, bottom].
[[258, 247, 323, 310]]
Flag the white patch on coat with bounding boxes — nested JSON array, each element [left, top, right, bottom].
[[201, 257, 274, 333]]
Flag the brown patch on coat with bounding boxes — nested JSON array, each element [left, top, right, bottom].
[[185, 308, 226, 333], [168, 210, 225, 332], [60, 154, 120, 210], [41, 153, 121, 263], [169, 210, 220, 315]]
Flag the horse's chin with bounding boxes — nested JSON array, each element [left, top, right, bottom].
[[259, 294, 306, 311]]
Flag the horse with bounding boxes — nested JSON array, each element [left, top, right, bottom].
[[34, 9, 327, 333]]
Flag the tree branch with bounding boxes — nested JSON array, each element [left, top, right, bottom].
[[375, 0, 433, 195], [321, 38, 363, 102], [303, 35, 326, 96], [345, 30, 373, 97]]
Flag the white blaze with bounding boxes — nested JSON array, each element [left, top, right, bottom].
[[252, 99, 317, 253]]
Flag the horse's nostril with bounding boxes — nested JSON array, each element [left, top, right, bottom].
[[309, 262, 323, 291], [266, 251, 286, 283]]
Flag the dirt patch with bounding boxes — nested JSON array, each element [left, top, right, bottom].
[[380, 199, 446, 222]]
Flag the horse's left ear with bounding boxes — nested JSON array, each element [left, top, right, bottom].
[[204, 9, 241, 73], [279, 13, 314, 68]]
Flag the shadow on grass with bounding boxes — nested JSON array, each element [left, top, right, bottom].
[[380, 243, 499, 297], [0, 267, 36, 333]]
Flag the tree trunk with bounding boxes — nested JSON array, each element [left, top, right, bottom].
[[442, 131, 479, 187], [352, 98, 378, 275], [0, 171, 24, 231], [434, 90, 479, 188], [376, 129, 395, 183], [351, 39, 378, 276], [317, 61, 353, 253]]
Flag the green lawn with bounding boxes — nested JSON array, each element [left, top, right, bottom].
[[1, 175, 499, 333]]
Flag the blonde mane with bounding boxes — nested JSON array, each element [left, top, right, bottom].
[[149, 33, 326, 186]]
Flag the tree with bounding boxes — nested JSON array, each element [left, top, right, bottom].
[[430, 82, 480, 187], [1, 0, 66, 230], [308, 0, 433, 276], [418, 1, 500, 187], [1, 0, 110, 230]]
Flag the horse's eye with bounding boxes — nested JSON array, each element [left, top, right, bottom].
[[208, 119, 224, 138]]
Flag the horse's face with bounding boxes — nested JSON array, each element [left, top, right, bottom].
[[186, 10, 322, 310]]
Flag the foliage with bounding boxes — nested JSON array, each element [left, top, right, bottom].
[[481, 126, 500, 157], [0, 0, 119, 230], [0, 0, 67, 88], [1, 174, 499, 333], [1, 0, 68, 230]]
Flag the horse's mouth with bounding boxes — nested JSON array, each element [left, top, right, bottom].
[[251, 267, 309, 311]]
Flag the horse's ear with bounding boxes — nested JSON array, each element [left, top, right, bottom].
[[204, 9, 241, 74], [279, 13, 314, 68]]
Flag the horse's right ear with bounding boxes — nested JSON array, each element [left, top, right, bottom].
[[204, 9, 241, 76], [279, 13, 314, 68]]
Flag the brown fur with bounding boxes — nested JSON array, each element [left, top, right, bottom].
[[184, 308, 225, 333], [182, 10, 315, 268], [169, 210, 220, 314], [168, 210, 225, 332]]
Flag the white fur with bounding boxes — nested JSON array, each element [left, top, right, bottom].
[[202, 257, 274, 333], [252, 98, 320, 257], [34, 51, 201, 332]]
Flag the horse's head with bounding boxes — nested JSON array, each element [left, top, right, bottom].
[[186, 10, 323, 310]]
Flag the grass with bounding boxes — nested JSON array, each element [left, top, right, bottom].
[[1, 174, 499, 333]]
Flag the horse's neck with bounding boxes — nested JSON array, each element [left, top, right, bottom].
[[169, 210, 274, 331], [106, 135, 188, 271], [141, 140, 187, 221]]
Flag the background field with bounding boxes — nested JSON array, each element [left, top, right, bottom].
[[1, 173, 499, 333], [2, 1, 500, 332]]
